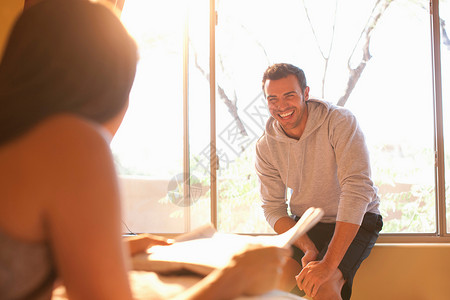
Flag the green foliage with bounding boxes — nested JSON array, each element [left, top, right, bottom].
[[215, 146, 274, 233], [214, 141, 439, 234], [371, 143, 436, 233], [161, 140, 439, 234]]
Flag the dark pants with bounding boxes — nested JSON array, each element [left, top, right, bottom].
[[290, 212, 383, 300]]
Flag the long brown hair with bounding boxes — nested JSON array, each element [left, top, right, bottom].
[[0, 0, 138, 144]]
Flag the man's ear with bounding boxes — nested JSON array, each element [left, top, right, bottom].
[[303, 86, 310, 101]]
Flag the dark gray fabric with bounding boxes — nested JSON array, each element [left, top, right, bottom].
[[0, 229, 56, 300], [291, 212, 383, 300]]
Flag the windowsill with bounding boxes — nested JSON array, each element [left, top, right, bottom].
[[377, 233, 450, 243], [128, 232, 450, 244]]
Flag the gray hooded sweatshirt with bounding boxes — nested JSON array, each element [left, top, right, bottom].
[[255, 98, 380, 228]]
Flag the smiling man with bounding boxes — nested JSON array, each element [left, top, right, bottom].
[[255, 63, 383, 300]]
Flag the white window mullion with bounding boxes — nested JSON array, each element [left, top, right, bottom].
[[430, 0, 447, 236], [209, 0, 218, 228]]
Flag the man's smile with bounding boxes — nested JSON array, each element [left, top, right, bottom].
[[278, 110, 294, 119]]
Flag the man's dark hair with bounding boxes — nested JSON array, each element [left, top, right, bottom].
[[262, 63, 307, 95]]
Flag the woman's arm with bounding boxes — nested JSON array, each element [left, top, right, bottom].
[[126, 235, 290, 299], [173, 244, 291, 300], [41, 116, 134, 300]]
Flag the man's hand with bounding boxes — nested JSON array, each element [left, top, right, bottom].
[[296, 221, 360, 297], [296, 260, 335, 298], [301, 248, 318, 268]]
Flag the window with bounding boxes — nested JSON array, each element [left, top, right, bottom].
[[114, 0, 195, 234], [115, 0, 448, 239], [440, 0, 450, 233], [116, 0, 212, 234]]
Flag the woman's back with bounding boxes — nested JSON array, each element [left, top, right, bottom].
[[0, 0, 139, 298], [0, 122, 56, 299], [0, 114, 134, 300], [0, 114, 111, 239]]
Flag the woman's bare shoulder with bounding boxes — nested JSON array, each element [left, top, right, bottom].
[[1, 113, 112, 181], [3, 114, 118, 208], [30, 114, 122, 231], [28, 114, 115, 181], [0, 114, 116, 240], [30, 114, 112, 147]]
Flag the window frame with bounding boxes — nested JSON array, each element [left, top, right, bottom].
[[199, 0, 448, 242], [118, 0, 448, 241]]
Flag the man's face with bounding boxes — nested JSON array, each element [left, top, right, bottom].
[[264, 74, 309, 139]]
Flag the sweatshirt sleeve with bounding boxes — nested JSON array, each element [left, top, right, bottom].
[[255, 138, 289, 228], [329, 109, 377, 225]]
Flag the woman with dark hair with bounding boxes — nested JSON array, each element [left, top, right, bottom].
[[0, 1, 290, 299], [0, 0, 137, 144]]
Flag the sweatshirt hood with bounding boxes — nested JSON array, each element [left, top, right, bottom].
[[265, 98, 331, 143]]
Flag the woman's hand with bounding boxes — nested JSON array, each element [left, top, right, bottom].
[[171, 243, 291, 300], [229, 244, 292, 296], [125, 234, 174, 256]]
